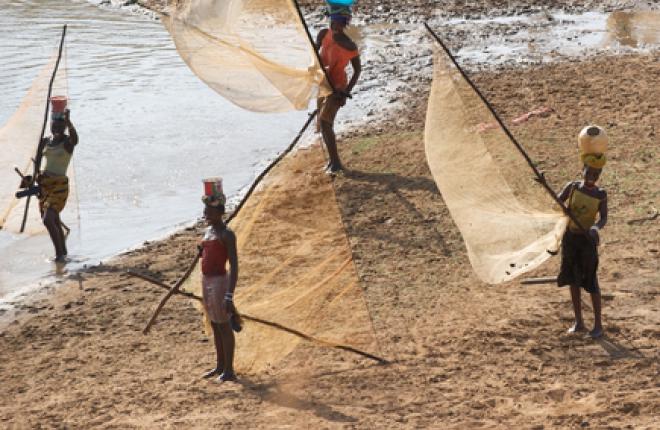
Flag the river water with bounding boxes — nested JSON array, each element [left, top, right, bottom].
[[0, 0, 308, 302]]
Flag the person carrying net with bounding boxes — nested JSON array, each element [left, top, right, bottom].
[[199, 179, 240, 383], [557, 126, 609, 339], [316, 5, 361, 173], [28, 108, 78, 262]]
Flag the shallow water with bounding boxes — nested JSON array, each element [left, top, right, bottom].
[[0, 0, 309, 302], [434, 10, 660, 67]]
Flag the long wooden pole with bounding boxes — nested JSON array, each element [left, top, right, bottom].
[[140, 110, 318, 331], [142, 249, 201, 334], [424, 23, 593, 241], [227, 109, 318, 223], [128, 270, 388, 364], [291, 0, 337, 94], [20, 24, 67, 233]]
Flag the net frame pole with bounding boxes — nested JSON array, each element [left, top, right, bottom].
[[142, 248, 202, 334], [128, 269, 388, 363], [20, 24, 68, 233], [424, 23, 592, 239], [227, 109, 318, 223], [141, 109, 318, 330], [291, 0, 337, 94]]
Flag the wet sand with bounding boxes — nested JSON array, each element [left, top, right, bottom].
[[1, 1, 659, 429]]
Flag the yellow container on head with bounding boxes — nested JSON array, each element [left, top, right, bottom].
[[578, 125, 608, 155]]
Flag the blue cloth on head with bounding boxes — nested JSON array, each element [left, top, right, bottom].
[[327, 4, 352, 16], [330, 13, 351, 25]]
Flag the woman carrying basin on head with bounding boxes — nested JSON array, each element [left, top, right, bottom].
[[36, 101, 78, 262]]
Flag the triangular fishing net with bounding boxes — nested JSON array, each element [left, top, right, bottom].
[[182, 141, 377, 374], [0, 49, 77, 235], [424, 49, 568, 284], [163, 0, 328, 112]]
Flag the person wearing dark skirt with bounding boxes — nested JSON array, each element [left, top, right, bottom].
[[557, 127, 608, 338]]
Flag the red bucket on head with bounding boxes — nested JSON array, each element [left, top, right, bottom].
[[203, 177, 223, 197], [50, 96, 68, 113]]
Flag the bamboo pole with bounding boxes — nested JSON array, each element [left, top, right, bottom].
[[140, 110, 318, 331], [128, 269, 388, 364], [520, 276, 558, 285], [291, 0, 337, 94], [20, 24, 67, 233], [424, 23, 593, 243], [142, 249, 201, 334]]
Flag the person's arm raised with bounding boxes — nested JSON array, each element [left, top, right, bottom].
[[63, 109, 78, 152]]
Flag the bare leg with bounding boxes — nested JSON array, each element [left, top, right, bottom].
[[54, 212, 67, 256], [589, 292, 603, 338], [568, 284, 586, 333], [202, 322, 224, 378], [43, 216, 60, 255], [320, 121, 343, 172], [43, 208, 65, 260], [217, 321, 236, 382]]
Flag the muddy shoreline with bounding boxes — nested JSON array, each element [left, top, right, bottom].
[[136, 0, 658, 19]]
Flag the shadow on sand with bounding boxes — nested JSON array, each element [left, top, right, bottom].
[[237, 377, 358, 423]]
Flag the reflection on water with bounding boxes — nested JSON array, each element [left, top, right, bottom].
[[0, 0, 309, 301], [606, 11, 660, 48]]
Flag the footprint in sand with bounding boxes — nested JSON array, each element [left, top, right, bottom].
[[546, 388, 568, 402]]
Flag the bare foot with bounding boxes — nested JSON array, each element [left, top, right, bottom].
[[567, 323, 586, 334], [201, 368, 221, 379], [589, 327, 604, 339], [215, 371, 237, 383], [325, 163, 344, 175]]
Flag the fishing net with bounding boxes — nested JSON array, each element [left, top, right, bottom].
[[163, 0, 329, 112], [182, 141, 377, 374], [605, 11, 660, 48], [0, 50, 77, 235], [424, 49, 568, 284]]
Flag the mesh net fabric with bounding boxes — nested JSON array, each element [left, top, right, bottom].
[[163, 0, 329, 113], [182, 140, 377, 374], [424, 50, 568, 284], [0, 50, 77, 235]]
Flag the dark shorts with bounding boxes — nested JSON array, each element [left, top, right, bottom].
[[557, 230, 600, 294]]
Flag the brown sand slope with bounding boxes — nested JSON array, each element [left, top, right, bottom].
[[1, 54, 658, 428]]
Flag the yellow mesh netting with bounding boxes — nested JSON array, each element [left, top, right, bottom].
[[424, 49, 568, 284], [0, 50, 76, 235], [182, 143, 377, 374], [163, 0, 328, 112], [605, 11, 660, 48]]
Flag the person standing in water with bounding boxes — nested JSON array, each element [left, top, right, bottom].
[[39, 108, 77, 262], [200, 179, 239, 383], [557, 126, 609, 339], [316, 5, 361, 173]]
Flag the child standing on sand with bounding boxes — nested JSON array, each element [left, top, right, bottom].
[[200, 178, 239, 382], [557, 126, 609, 339]]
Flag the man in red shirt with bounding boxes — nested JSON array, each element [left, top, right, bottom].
[[316, 7, 361, 173]]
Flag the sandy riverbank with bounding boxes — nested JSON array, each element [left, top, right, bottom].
[[1, 49, 658, 427], [1, 0, 659, 428]]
